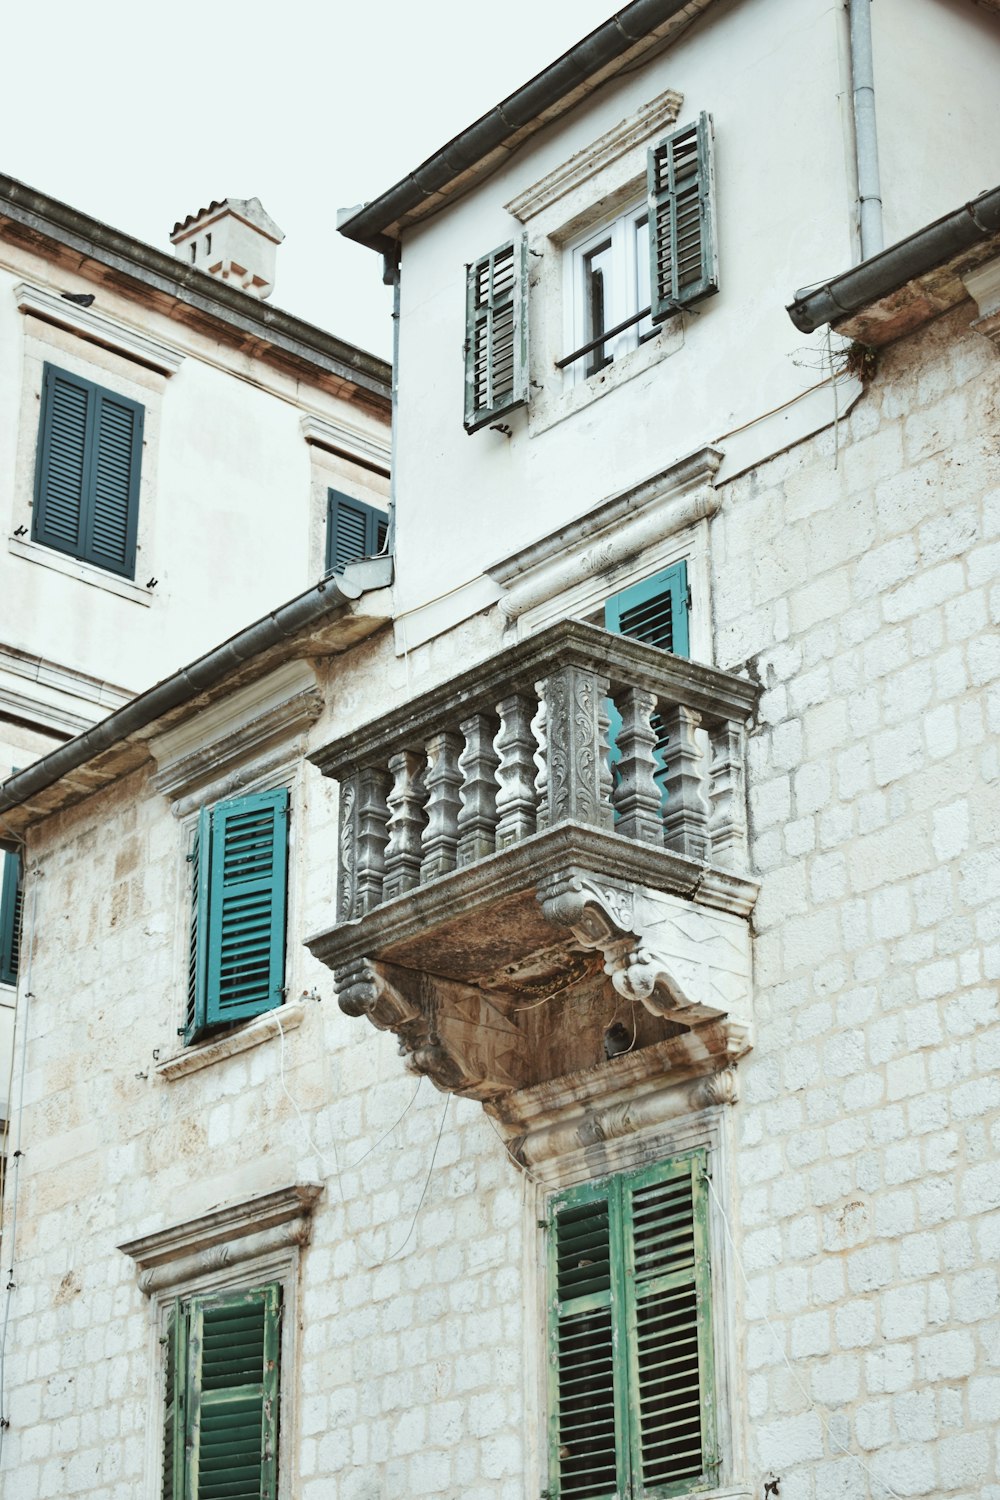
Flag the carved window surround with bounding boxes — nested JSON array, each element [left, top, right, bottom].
[[154, 996, 309, 1080], [14, 282, 185, 376], [308, 619, 758, 1118], [118, 1182, 322, 1295], [486, 445, 721, 644], [301, 413, 390, 475], [149, 659, 324, 811]]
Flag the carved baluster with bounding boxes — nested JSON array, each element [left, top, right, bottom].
[[383, 750, 428, 899], [706, 716, 749, 868], [337, 771, 361, 922], [533, 694, 549, 832], [457, 713, 500, 865], [659, 704, 709, 861], [421, 729, 463, 881], [542, 664, 613, 831], [611, 687, 662, 844], [354, 765, 391, 914], [494, 692, 538, 848]]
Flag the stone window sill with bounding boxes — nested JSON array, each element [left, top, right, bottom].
[[155, 998, 308, 1081], [8, 536, 154, 606]]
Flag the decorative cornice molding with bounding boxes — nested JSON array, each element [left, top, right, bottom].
[[149, 660, 323, 804], [504, 89, 683, 224], [118, 1181, 323, 1293], [487, 447, 723, 624], [963, 255, 1000, 349], [154, 997, 308, 1080], [15, 281, 185, 374], [300, 413, 391, 475]]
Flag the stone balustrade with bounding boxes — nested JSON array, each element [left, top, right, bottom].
[[311, 620, 758, 926]]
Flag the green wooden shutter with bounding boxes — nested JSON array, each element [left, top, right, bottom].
[[88, 387, 143, 576], [548, 1155, 715, 1500], [185, 811, 212, 1044], [647, 113, 718, 321], [547, 1180, 625, 1500], [32, 363, 143, 579], [205, 789, 288, 1027], [162, 1300, 188, 1500], [186, 1284, 281, 1500], [622, 1153, 717, 1493], [604, 563, 691, 810], [0, 852, 22, 987], [325, 492, 388, 575], [464, 237, 529, 434]]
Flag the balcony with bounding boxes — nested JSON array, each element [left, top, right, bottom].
[[307, 620, 759, 1147]]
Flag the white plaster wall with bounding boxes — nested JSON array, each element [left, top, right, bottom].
[[0, 247, 389, 698], [872, 0, 1000, 248], [391, 0, 853, 624]]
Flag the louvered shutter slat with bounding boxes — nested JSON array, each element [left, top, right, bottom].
[[548, 1188, 624, 1500], [0, 852, 22, 988], [185, 811, 211, 1043], [88, 394, 142, 574], [162, 1301, 187, 1500], [648, 113, 718, 321], [326, 491, 388, 575], [189, 1285, 280, 1500], [464, 237, 529, 433], [205, 790, 288, 1026], [623, 1154, 716, 1493], [34, 370, 89, 551]]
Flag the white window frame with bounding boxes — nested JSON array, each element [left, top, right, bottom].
[[566, 198, 654, 382]]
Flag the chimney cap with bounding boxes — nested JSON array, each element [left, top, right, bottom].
[[170, 197, 284, 246]]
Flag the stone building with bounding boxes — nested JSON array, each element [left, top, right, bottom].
[[0, 2, 999, 1499], [0, 177, 391, 1122]]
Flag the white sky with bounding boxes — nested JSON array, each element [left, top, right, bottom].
[[1, 0, 616, 360]]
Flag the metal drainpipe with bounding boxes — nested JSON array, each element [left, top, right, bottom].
[[382, 248, 401, 556], [849, 0, 885, 259]]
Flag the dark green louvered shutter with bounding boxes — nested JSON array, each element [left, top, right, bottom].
[[622, 1154, 716, 1492], [185, 811, 212, 1043], [186, 1285, 281, 1500], [0, 851, 22, 988], [464, 237, 529, 433], [547, 1181, 624, 1500], [647, 114, 718, 321], [548, 1155, 715, 1500], [325, 492, 388, 575], [604, 562, 690, 810], [205, 789, 288, 1028], [162, 1300, 187, 1500], [33, 363, 143, 579]]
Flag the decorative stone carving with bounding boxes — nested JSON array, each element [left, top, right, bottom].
[[542, 665, 614, 831], [691, 1067, 740, 1109]]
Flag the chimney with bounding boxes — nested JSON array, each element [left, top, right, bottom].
[[170, 198, 284, 300]]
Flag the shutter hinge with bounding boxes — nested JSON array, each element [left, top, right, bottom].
[[537, 1219, 550, 1231], [686, 586, 693, 611], [185, 853, 195, 863]]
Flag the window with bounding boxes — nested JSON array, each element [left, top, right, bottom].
[[568, 203, 654, 378], [546, 1150, 717, 1499], [464, 113, 717, 428], [185, 788, 288, 1045], [0, 852, 22, 988], [163, 1282, 281, 1500], [325, 491, 388, 575], [32, 362, 144, 579]]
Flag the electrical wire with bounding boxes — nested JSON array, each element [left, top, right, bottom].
[[704, 1172, 903, 1500]]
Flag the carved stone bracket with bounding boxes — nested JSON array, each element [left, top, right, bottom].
[[537, 867, 752, 1031], [336, 957, 529, 1101]]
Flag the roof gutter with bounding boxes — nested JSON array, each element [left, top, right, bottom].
[[337, 0, 712, 253], [0, 557, 393, 832], [0, 175, 391, 402], [786, 186, 1000, 333]]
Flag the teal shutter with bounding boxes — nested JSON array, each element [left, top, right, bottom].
[[162, 1300, 187, 1500], [604, 563, 690, 811], [185, 811, 211, 1044], [464, 237, 529, 433], [0, 851, 23, 987], [33, 363, 143, 579], [186, 1284, 281, 1500], [204, 789, 288, 1027], [647, 113, 718, 320], [548, 1154, 715, 1500], [325, 492, 388, 575]]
